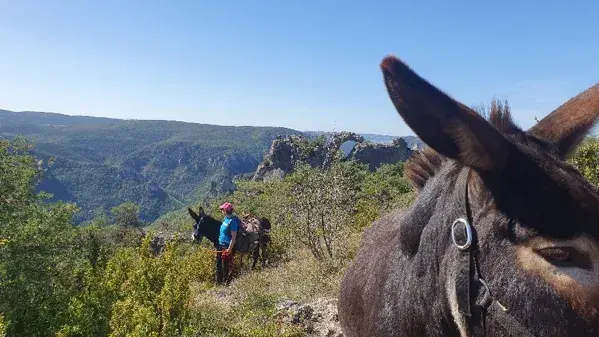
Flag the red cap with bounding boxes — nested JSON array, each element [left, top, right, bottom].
[[219, 202, 233, 213]]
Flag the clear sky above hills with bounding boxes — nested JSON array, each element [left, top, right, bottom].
[[1, 1, 598, 136]]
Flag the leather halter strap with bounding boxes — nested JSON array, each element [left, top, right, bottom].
[[452, 168, 537, 337]]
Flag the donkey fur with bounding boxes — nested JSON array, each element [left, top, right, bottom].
[[338, 55, 599, 336]]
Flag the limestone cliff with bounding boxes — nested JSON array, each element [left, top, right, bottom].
[[252, 132, 414, 181], [349, 137, 412, 171]]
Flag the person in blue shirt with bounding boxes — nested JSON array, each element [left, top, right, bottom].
[[216, 202, 239, 285]]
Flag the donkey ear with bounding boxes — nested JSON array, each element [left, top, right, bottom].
[[380, 55, 513, 175], [528, 84, 599, 159], [188, 207, 200, 222], [198, 207, 205, 216]]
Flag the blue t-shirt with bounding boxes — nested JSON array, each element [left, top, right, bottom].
[[218, 215, 239, 247]]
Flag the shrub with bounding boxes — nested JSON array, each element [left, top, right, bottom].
[[569, 136, 599, 188], [276, 162, 364, 262], [0, 314, 7, 337], [110, 202, 143, 228]]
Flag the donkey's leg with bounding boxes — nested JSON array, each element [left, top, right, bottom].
[[252, 243, 259, 269], [262, 242, 267, 267], [261, 236, 269, 267]]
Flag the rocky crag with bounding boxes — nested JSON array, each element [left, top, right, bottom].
[[275, 298, 343, 336], [252, 132, 414, 181]]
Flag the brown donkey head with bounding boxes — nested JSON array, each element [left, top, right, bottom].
[[379, 55, 599, 335]]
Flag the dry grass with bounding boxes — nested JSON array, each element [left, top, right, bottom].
[[231, 250, 345, 302], [186, 237, 360, 336]]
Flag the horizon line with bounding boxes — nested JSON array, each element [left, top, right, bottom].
[[0, 107, 416, 138]]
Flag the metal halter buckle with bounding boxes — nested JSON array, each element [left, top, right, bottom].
[[451, 218, 472, 251]]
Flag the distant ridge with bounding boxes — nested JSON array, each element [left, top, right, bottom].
[[1, 108, 423, 223]]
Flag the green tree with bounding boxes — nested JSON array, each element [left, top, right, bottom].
[[111, 202, 143, 228], [105, 235, 214, 337], [0, 137, 80, 336], [94, 207, 111, 225], [279, 161, 365, 262], [354, 162, 414, 229], [569, 136, 599, 187]]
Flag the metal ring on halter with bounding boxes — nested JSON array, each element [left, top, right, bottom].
[[451, 218, 472, 251]]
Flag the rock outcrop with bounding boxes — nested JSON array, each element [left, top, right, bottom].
[[252, 132, 413, 181], [322, 132, 365, 170], [275, 298, 343, 336], [252, 135, 310, 182], [349, 137, 412, 171]]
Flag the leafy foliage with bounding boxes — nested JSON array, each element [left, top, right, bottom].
[[0, 137, 80, 336], [0, 314, 6, 337], [569, 136, 599, 187], [354, 162, 415, 229], [277, 162, 364, 261], [110, 202, 143, 228], [103, 236, 215, 337]]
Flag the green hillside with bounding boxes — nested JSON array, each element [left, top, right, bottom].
[[0, 109, 303, 223]]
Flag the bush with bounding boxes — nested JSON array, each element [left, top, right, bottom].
[[0, 314, 7, 337], [0, 137, 82, 337], [105, 236, 216, 337], [110, 202, 143, 228], [569, 136, 599, 187], [275, 161, 365, 262], [354, 162, 414, 229]]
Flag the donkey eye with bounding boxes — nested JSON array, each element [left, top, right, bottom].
[[536, 247, 592, 270], [537, 247, 572, 262]]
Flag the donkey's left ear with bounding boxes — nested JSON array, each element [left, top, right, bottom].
[[381, 55, 514, 176], [188, 207, 200, 222], [198, 207, 205, 216], [528, 84, 599, 159]]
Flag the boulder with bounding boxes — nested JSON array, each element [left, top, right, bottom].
[[275, 298, 343, 336]]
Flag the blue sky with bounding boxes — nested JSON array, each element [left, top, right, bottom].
[[1, 1, 598, 136]]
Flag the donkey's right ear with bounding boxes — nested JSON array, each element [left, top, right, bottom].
[[380, 55, 514, 175], [528, 84, 599, 159], [188, 207, 200, 222], [198, 206, 205, 216]]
